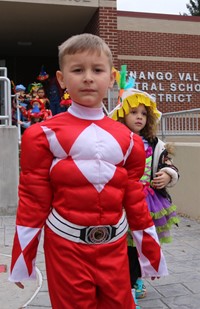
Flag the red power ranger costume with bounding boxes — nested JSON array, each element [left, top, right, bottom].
[[9, 102, 168, 309]]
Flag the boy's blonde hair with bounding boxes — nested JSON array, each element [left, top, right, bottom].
[[58, 33, 113, 70]]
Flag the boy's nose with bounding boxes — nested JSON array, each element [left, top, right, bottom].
[[84, 71, 93, 82]]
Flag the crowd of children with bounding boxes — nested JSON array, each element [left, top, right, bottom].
[[11, 68, 72, 131]]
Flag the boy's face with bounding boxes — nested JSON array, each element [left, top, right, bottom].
[[56, 51, 114, 108]]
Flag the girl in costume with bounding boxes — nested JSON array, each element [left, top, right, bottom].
[[110, 66, 179, 303], [37, 87, 50, 109], [27, 82, 43, 100]]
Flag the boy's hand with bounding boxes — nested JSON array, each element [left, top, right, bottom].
[[15, 282, 24, 289], [152, 171, 171, 189], [151, 277, 160, 280]]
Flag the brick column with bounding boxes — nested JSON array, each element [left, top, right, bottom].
[[84, 0, 118, 68], [98, 4, 118, 68]]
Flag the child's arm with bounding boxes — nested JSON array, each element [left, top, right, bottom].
[[18, 105, 28, 117], [18, 120, 31, 128], [9, 125, 54, 284], [152, 170, 172, 189], [156, 146, 179, 188]]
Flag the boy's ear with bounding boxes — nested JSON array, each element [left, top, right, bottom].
[[56, 70, 66, 89], [109, 71, 115, 89]]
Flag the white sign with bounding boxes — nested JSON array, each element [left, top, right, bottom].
[[130, 71, 200, 103]]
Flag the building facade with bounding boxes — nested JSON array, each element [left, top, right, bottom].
[[117, 11, 200, 113], [1, 0, 200, 113]]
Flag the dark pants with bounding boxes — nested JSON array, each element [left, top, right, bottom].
[[128, 246, 141, 288]]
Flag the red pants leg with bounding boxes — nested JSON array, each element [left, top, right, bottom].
[[44, 226, 135, 309]]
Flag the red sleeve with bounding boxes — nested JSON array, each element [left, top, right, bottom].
[[9, 124, 54, 282], [16, 123, 54, 228]]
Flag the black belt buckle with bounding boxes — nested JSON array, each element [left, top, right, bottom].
[[80, 225, 116, 244]]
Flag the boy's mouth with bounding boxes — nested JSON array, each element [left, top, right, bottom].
[[81, 89, 96, 92]]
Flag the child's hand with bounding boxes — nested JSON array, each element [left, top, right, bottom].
[[15, 282, 24, 289], [151, 277, 160, 280], [152, 171, 171, 189]]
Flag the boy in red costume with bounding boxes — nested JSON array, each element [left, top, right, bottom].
[[9, 33, 168, 309]]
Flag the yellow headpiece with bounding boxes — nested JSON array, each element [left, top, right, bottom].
[[109, 88, 162, 121]]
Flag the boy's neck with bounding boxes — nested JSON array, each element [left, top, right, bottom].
[[68, 102, 105, 120]]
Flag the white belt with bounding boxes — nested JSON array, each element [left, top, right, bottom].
[[46, 208, 128, 245]]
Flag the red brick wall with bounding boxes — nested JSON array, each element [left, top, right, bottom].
[[85, 4, 118, 67], [118, 59, 200, 113], [98, 7, 118, 67], [117, 13, 200, 113], [118, 30, 200, 59]]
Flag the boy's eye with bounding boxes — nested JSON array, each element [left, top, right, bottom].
[[94, 68, 103, 73], [72, 68, 82, 73]]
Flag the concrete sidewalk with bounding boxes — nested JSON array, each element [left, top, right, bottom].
[[0, 215, 200, 309], [0, 216, 51, 309]]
